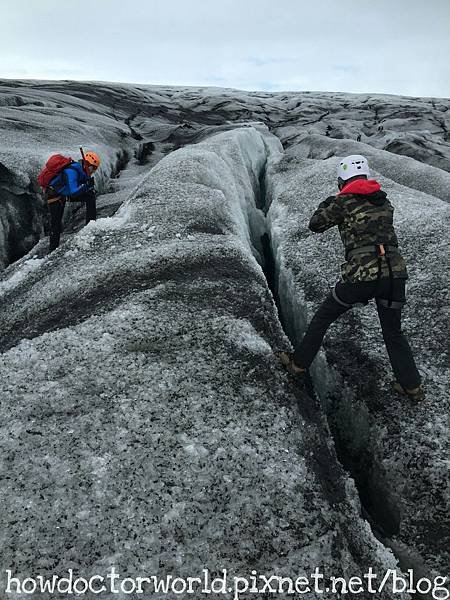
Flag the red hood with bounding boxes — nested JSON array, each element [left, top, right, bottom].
[[338, 179, 381, 196]]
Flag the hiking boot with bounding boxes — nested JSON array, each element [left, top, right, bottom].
[[392, 381, 425, 403], [276, 351, 307, 377], [276, 351, 319, 399]]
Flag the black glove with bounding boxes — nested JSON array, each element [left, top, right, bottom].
[[82, 178, 95, 196]]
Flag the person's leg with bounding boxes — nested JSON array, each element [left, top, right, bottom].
[[84, 190, 96, 224], [376, 279, 421, 390], [48, 199, 64, 252], [293, 294, 349, 368], [292, 281, 377, 368]]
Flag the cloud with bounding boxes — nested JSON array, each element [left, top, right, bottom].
[[0, 0, 449, 97]]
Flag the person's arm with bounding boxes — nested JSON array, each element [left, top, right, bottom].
[[309, 195, 344, 233], [65, 168, 92, 197]]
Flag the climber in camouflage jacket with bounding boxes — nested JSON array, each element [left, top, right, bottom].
[[278, 155, 423, 402], [309, 181, 407, 282]]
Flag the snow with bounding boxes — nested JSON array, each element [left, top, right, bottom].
[[0, 256, 45, 297]]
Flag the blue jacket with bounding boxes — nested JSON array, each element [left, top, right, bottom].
[[49, 161, 92, 198]]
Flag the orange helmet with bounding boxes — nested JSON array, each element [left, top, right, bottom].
[[84, 151, 100, 168]]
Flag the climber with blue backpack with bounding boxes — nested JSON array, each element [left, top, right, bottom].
[[38, 149, 101, 253]]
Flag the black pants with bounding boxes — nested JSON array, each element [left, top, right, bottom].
[[293, 278, 421, 389], [83, 190, 97, 223], [48, 198, 66, 252], [48, 191, 96, 252]]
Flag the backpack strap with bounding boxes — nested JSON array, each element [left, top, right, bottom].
[[347, 245, 399, 309]]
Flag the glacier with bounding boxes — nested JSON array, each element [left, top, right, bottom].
[[0, 80, 449, 597]]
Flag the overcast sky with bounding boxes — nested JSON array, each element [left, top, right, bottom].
[[1, 0, 449, 98]]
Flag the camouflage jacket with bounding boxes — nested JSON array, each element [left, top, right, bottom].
[[309, 186, 408, 283]]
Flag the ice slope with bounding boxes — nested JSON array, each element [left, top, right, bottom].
[[286, 135, 450, 203], [0, 128, 411, 597], [267, 154, 450, 577]]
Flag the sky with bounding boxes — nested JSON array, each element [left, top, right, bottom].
[[1, 0, 449, 98]]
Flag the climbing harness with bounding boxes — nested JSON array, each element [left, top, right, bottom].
[[346, 244, 402, 308]]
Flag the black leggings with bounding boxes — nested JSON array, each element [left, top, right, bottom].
[[293, 278, 421, 389]]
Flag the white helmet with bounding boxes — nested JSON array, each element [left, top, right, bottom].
[[337, 155, 371, 181]]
